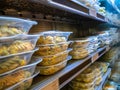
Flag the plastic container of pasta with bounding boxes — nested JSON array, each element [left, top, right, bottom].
[[71, 80, 95, 89], [0, 57, 42, 90], [0, 34, 39, 57], [37, 56, 72, 75], [70, 38, 89, 48], [37, 48, 72, 66], [35, 41, 72, 56], [37, 31, 72, 45], [0, 48, 38, 74], [6, 71, 39, 90], [0, 16, 37, 38]]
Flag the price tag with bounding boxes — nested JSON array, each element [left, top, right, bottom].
[[89, 9, 96, 17], [41, 79, 59, 90], [92, 53, 98, 63]]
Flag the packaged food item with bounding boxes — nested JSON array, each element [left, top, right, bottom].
[[37, 31, 72, 45], [37, 56, 72, 75], [103, 81, 117, 90], [0, 48, 38, 74], [71, 80, 95, 89], [0, 57, 41, 90], [37, 49, 72, 66], [70, 38, 89, 48], [95, 75, 102, 86], [35, 41, 71, 56], [70, 49, 89, 59], [0, 35, 39, 56], [0, 16, 37, 37], [6, 71, 39, 90], [71, 85, 94, 90]]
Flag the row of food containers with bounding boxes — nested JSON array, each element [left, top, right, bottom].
[[0, 16, 116, 90]]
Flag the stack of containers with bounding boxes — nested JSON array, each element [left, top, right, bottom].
[[34, 31, 72, 75], [70, 61, 109, 90], [0, 16, 42, 90], [69, 38, 90, 60]]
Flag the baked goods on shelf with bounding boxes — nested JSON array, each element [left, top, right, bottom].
[[0, 56, 27, 74], [0, 40, 34, 56], [0, 70, 31, 90], [37, 56, 71, 75], [37, 49, 72, 66], [0, 26, 23, 37], [34, 41, 71, 56], [37, 31, 72, 45]]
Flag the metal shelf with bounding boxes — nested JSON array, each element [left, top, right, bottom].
[[96, 68, 111, 90], [33, 0, 106, 22], [30, 46, 110, 90]]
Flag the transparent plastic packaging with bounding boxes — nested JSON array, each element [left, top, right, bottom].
[[0, 35, 39, 57], [0, 16, 37, 37], [70, 49, 89, 60], [71, 80, 95, 89], [37, 31, 72, 45], [95, 75, 102, 86], [6, 71, 39, 90], [0, 57, 41, 90], [37, 49, 72, 66], [70, 38, 89, 48], [35, 41, 71, 56], [37, 56, 72, 75]]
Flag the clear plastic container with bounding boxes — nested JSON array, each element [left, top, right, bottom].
[[6, 71, 39, 90], [0, 35, 39, 57], [0, 16, 37, 38], [37, 48, 72, 66], [71, 80, 95, 89], [35, 41, 71, 56], [70, 38, 89, 48], [70, 49, 89, 60], [95, 75, 102, 86], [0, 57, 41, 90], [37, 56, 72, 75], [37, 31, 72, 45]]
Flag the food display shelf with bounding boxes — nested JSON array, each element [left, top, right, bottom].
[[30, 46, 110, 90], [95, 68, 111, 90]]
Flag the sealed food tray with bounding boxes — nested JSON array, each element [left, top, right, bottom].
[[37, 56, 72, 75], [71, 80, 95, 89], [6, 71, 39, 90], [0, 57, 41, 90], [37, 31, 72, 45], [35, 41, 71, 56], [70, 49, 89, 60], [70, 39, 89, 48], [0, 16, 37, 38], [0, 35, 39, 56], [37, 49, 72, 66]]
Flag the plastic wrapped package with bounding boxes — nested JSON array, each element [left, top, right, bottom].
[[0, 48, 38, 74], [37, 31, 72, 45], [0, 35, 39, 56], [70, 38, 89, 48], [0, 58, 42, 90], [35, 41, 71, 56], [37, 56, 72, 75], [103, 81, 117, 90], [95, 75, 102, 86], [37, 49, 72, 66], [0, 16, 37, 38], [71, 80, 95, 89], [74, 68, 95, 83], [6, 71, 39, 90]]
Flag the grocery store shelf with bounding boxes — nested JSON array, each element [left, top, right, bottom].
[[30, 46, 110, 90], [33, 0, 106, 22], [96, 68, 111, 90]]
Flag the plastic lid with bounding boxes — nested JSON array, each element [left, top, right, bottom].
[[0, 16, 37, 26]]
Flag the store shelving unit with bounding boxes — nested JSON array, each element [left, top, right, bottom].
[[96, 68, 111, 90], [30, 46, 110, 90]]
